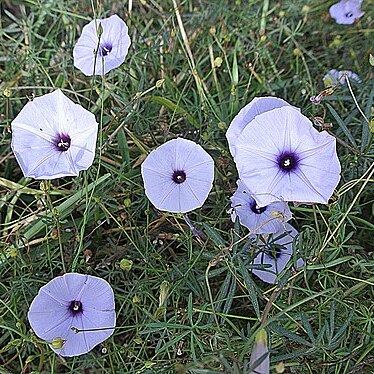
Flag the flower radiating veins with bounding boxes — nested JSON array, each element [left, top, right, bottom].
[[226, 96, 294, 157], [28, 273, 116, 357], [11, 89, 98, 179], [233, 106, 341, 207], [73, 14, 131, 76], [230, 180, 292, 234], [141, 138, 214, 213]]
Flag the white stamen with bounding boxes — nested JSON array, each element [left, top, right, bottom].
[[58, 140, 69, 148]]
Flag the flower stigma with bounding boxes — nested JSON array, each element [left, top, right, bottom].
[[69, 300, 83, 315], [277, 151, 299, 172], [53, 133, 71, 152], [172, 170, 187, 184], [99, 43, 113, 57]]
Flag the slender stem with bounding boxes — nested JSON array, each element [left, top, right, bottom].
[[43, 181, 66, 273]]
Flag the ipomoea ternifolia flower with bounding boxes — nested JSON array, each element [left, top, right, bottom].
[[234, 106, 341, 208], [141, 138, 214, 213], [226, 96, 294, 157], [323, 69, 361, 86], [11, 89, 98, 179], [329, 0, 364, 25], [73, 14, 131, 76], [249, 329, 270, 374], [230, 180, 292, 234], [251, 223, 303, 284], [28, 273, 116, 357]]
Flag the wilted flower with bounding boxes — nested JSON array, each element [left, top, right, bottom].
[[141, 138, 214, 213], [73, 14, 131, 76], [249, 329, 269, 374], [234, 106, 341, 208], [230, 180, 292, 234], [323, 69, 361, 86], [28, 273, 115, 357], [226, 96, 293, 157], [329, 0, 364, 25], [251, 224, 303, 284], [11, 90, 98, 179]]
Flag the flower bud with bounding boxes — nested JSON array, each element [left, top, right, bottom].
[[249, 329, 269, 374], [51, 337, 65, 350]]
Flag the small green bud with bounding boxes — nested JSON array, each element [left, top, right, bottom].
[[3, 88, 11, 97], [97, 22, 104, 36], [120, 259, 133, 271], [51, 337, 65, 349], [213, 57, 222, 68], [155, 79, 165, 88], [153, 306, 167, 319], [123, 198, 131, 208], [132, 295, 141, 304], [370, 54, 374, 67], [159, 280, 170, 307]]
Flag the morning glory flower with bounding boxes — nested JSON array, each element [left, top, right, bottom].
[[251, 224, 303, 284], [329, 0, 364, 24], [249, 329, 270, 374], [230, 180, 292, 234], [323, 69, 361, 86], [11, 90, 98, 179], [28, 273, 115, 357], [226, 96, 294, 157], [234, 106, 341, 208], [73, 14, 131, 76], [141, 138, 214, 213]]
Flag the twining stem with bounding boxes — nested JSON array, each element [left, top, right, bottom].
[[183, 213, 203, 244], [72, 2, 106, 272], [42, 181, 66, 273]]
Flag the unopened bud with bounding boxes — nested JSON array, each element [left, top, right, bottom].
[[51, 337, 65, 349], [120, 259, 133, 271]]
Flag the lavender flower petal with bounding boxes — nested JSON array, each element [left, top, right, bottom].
[[249, 329, 270, 374], [234, 106, 341, 207], [28, 273, 115, 357], [11, 90, 98, 179], [141, 138, 214, 213], [73, 14, 131, 76], [323, 69, 361, 86], [329, 0, 364, 25], [226, 96, 294, 157], [230, 180, 292, 234], [251, 223, 302, 284]]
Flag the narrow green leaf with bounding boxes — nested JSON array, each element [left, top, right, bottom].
[[202, 223, 225, 247], [270, 323, 314, 347], [117, 128, 130, 172], [22, 174, 111, 241], [326, 103, 357, 147], [238, 258, 260, 319], [149, 95, 199, 128]]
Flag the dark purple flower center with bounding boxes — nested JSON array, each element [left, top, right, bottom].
[[250, 201, 266, 215], [99, 43, 113, 57], [277, 151, 299, 173], [69, 300, 83, 315], [53, 133, 71, 152], [172, 170, 186, 184], [345, 12, 353, 18]]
